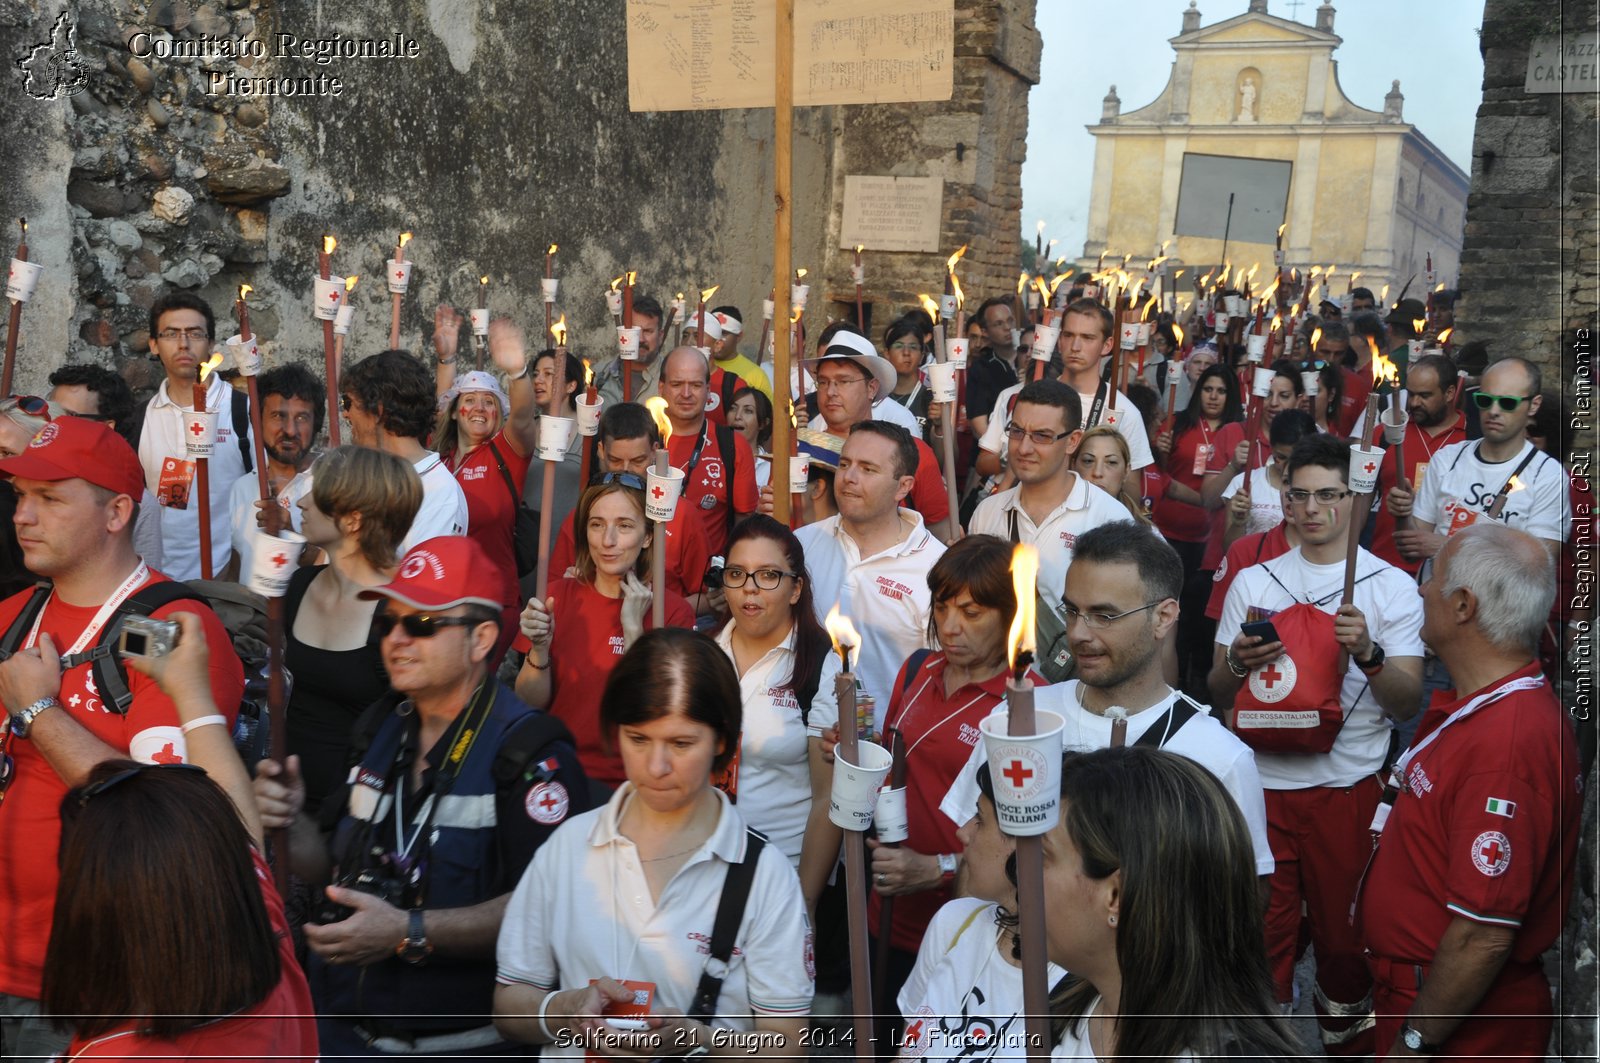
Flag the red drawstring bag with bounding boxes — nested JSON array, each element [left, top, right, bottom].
[[1232, 603, 1349, 755]]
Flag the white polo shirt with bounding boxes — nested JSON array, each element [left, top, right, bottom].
[[795, 510, 946, 729], [969, 473, 1130, 603], [808, 397, 921, 436], [138, 373, 255, 581], [1216, 546, 1424, 790], [714, 622, 842, 866], [976, 383, 1153, 470], [1221, 463, 1286, 539], [938, 683, 1274, 876], [495, 785, 814, 1053], [228, 468, 313, 579], [402, 453, 469, 554], [1414, 439, 1569, 545]]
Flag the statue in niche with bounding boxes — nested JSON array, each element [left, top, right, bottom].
[[1237, 75, 1258, 123]]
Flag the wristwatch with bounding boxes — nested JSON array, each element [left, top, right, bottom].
[[1400, 1022, 1440, 1055], [9, 696, 61, 739], [397, 908, 432, 965], [937, 853, 958, 884], [1355, 643, 1387, 675]]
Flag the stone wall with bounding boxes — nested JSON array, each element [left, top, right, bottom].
[[1455, 0, 1599, 379]]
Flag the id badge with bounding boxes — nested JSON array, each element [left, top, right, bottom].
[[156, 457, 194, 509], [588, 980, 656, 1063], [1446, 500, 1479, 535], [1193, 443, 1214, 476], [1412, 461, 1429, 489]]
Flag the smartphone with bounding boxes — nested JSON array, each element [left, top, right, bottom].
[[1240, 618, 1281, 645]]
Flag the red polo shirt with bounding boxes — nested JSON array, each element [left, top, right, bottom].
[[668, 423, 759, 556], [1153, 420, 1222, 543]]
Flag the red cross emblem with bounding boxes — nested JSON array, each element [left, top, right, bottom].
[[1259, 663, 1283, 689], [270, 552, 289, 569], [1002, 759, 1033, 788], [1362, 460, 1377, 475], [537, 790, 562, 813], [153, 742, 184, 764], [395, 268, 406, 280], [651, 485, 665, 500], [1479, 837, 1504, 865], [327, 289, 341, 302], [188, 420, 206, 436]]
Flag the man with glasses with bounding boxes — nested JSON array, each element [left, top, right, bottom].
[[1211, 433, 1424, 1054], [253, 535, 587, 1056], [797, 421, 946, 728], [0, 417, 244, 1058], [938, 521, 1272, 879], [137, 291, 256, 580], [342, 350, 468, 553], [545, 402, 710, 606], [1369, 354, 1467, 577], [1390, 357, 1568, 565], [969, 380, 1127, 639]]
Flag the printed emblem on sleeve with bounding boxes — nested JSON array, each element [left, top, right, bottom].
[[525, 781, 570, 825], [1471, 830, 1511, 877]]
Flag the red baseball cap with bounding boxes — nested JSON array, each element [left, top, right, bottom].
[[359, 536, 505, 612], [0, 418, 144, 498]]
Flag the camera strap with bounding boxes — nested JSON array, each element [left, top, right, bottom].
[[390, 678, 498, 867]]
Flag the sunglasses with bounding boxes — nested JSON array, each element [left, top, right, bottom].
[[1473, 393, 1532, 412], [6, 395, 53, 421], [375, 612, 482, 639], [77, 762, 207, 807], [599, 472, 646, 491]]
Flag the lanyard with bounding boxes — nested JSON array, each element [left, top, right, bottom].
[[390, 679, 496, 865], [1369, 673, 1545, 836], [679, 425, 712, 481], [27, 563, 151, 656]]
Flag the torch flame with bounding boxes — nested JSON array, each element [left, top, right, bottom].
[[1048, 273, 1072, 298], [19, 218, 26, 235], [918, 293, 939, 318], [1277, 223, 1287, 239], [398, 232, 413, 249], [1172, 324, 1184, 347], [1508, 475, 1526, 494], [610, 276, 623, 292], [795, 268, 808, 281], [950, 272, 965, 310], [1437, 327, 1453, 345], [945, 245, 969, 274], [239, 284, 253, 299], [1412, 318, 1427, 336], [856, 244, 865, 255], [1017, 271, 1028, 295], [1310, 327, 1323, 350], [700, 285, 720, 303], [1126, 277, 1146, 307], [551, 315, 567, 346], [1034, 277, 1051, 303], [323, 235, 337, 255], [1434, 282, 1445, 292], [1006, 543, 1040, 670], [1310, 265, 1323, 277], [1380, 284, 1390, 305], [345, 275, 359, 292], [480, 275, 489, 286], [1350, 271, 1361, 285], [644, 396, 672, 445], [1141, 295, 1157, 321], [1371, 345, 1399, 388], [627, 271, 638, 286], [199, 352, 225, 382], [1246, 263, 1260, 283], [582, 358, 593, 387], [548, 243, 558, 255], [824, 605, 862, 671], [1199, 271, 1213, 289], [789, 399, 799, 431], [1036, 220, 1047, 234]]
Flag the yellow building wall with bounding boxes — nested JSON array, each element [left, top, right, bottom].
[[1313, 137, 1379, 265]]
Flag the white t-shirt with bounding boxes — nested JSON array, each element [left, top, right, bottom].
[[137, 374, 255, 581], [969, 474, 1130, 604], [714, 622, 842, 866], [1221, 464, 1286, 538], [898, 898, 1068, 1063], [402, 452, 470, 554], [795, 511, 946, 729], [977, 383, 1153, 470], [1414, 439, 1569, 544], [227, 468, 312, 578], [1051, 996, 1195, 1061], [1215, 546, 1425, 789], [495, 785, 813, 1055], [938, 683, 1274, 876]]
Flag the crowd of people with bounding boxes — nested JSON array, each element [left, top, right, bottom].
[[0, 276, 1585, 1062]]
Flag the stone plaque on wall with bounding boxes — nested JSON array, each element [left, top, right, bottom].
[[840, 176, 943, 252], [1525, 33, 1599, 93]]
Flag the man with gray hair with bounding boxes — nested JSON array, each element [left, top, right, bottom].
[[1359, 522, 1580, 1061]]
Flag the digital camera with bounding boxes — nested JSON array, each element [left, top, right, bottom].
[[116, 616, 179, 659]]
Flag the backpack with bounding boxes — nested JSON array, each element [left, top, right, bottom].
[[0, 577, 279, 769]]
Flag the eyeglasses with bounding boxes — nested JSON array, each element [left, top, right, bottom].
[[887, 342, 924, 354], [375, 612, 482, 639], [1473, 393, 1532, 412], [1285, 488, 1353, 506], [600, 472, 646, 491], [719, 566, 798, 590], [1061, 600, 1167, 630], [156, 327, 210, 342], [77, 762, 206, 807], [815, 375, 869, 393], [1004, 423, 1072, 446], [5, 395, 53, 422]]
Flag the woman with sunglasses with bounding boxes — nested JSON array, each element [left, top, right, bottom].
[[514, 477, 695, 789], [0, 395, 63, 597], [43, 612, 317, 1060], [1043, 746, 1298, 1062], [727, 386, 774, 488], [710, 516, 841, 892], [495, 629, 812, 1058], [287, 446, 423, 815]]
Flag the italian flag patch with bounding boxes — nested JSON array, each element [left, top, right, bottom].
[[1485, 797, 1517, 818]]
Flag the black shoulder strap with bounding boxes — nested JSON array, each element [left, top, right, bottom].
[[716, 424, 739, 535], [492, 706, 579, 792], [0, 583, 54, 660], [232, 389, 253, 474], [901, 648, 934, 695], [793, 644, 829, 728], [1007, 507, 1020, 544], [688, 829, 767, 1021], [1130, 695, 1201, 750], [487, 438, 521, 507]]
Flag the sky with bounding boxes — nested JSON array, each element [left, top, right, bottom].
[[1021, 0, 1486, 260]]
